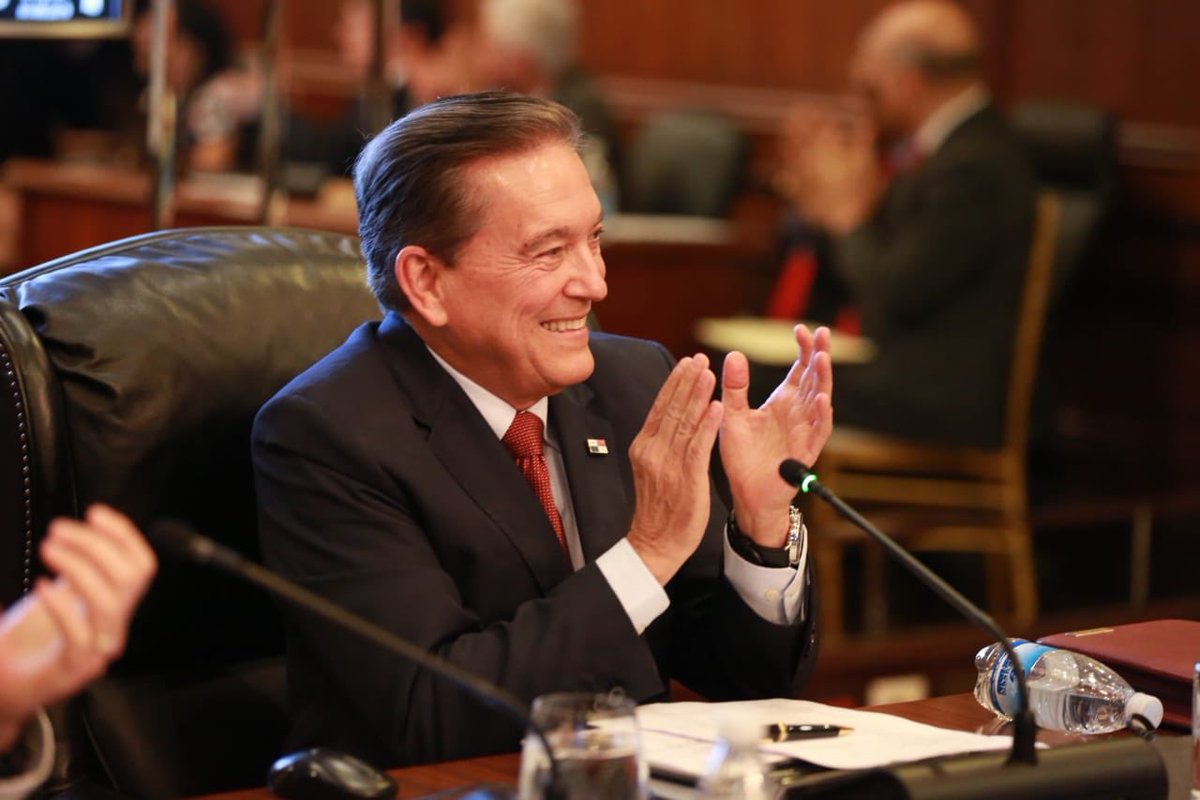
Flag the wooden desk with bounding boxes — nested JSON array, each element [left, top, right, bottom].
[[196, 694, 1120, 800], [5, 159, 253, 268], [694, 316, 875, 365]]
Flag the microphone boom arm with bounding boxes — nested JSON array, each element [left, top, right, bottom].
[[152, 521, 561, 786], [779, 460, 1039, 765]]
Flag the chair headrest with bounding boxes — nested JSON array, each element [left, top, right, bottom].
[[0, 226, 381, 669], [1010, 102, 1117, 189], [624, 110, 749, 217], [3, 227, 379, 525]]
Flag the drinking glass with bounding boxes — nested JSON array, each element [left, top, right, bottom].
[[1191, 661, 1199, 800], [518, 691, 648, 799]]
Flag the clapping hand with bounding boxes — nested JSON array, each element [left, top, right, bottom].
[[718, 325, 833, 546]]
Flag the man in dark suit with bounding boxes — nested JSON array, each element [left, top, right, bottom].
[[781, 0, 1036, 447], [253, 92, 833, 766]]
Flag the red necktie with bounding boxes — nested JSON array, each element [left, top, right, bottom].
[[502, 412, 569, 561], [765, 243, 818, 321]]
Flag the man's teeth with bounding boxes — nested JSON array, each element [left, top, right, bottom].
[[542, 318, 586, 332]]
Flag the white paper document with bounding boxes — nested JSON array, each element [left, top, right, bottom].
[[637, 698, 1019, 778]]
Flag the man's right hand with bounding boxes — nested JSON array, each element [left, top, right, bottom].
[[0, 505, 156, 751], [626, 355, 724, 585]]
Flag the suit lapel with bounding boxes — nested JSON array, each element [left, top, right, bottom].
[[377, 314, 571, 592], [549, 383, 632, 561]]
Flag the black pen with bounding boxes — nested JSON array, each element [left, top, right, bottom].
[[764, 723, 852, 742]]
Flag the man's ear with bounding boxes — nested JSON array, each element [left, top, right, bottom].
[[395, 245, 449, 326]]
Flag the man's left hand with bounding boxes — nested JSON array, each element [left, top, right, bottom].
[[779, 110, 884, 235], [719, 325, 833, 547]]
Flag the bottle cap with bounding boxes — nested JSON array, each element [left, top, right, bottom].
[[1124, 692, 1163, 729]]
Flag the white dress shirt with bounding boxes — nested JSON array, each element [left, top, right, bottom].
[[0, 711, 53, 800], [428, 349, 808, 632], [914, 83, 990, 158]]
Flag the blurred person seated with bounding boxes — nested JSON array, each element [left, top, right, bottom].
[[188, 0, 478, 177], [0, 0, 226, 169], [776, 0, 1036, 448], [0, 506, 156, 798], [395, 0, 479, 107], [131, 0, 235, 170], [478, 0, 620, 208]]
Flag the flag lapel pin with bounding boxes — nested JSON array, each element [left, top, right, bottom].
[[586, 438, 609, 455]]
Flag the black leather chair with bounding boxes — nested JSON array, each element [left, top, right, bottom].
[[1009, 102, 1118, 455], [622, 110, 749, 217], [0, 227, 381, 798], [1010, 101, 1118, 297]]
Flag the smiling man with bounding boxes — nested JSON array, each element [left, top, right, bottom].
[[252, 92, 833, 767]]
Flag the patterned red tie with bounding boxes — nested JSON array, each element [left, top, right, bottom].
[[502, 411, 569, 560]]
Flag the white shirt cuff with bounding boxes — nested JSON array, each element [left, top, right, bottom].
[[722, 524, 808, 624], [0, 710, 54, 800], [596, 538, 670, 634]]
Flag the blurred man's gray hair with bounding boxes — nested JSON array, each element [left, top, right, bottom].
[[482, 0, 579, 79]]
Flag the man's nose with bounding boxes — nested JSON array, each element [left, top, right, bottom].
[[568, 245, 608, 301]]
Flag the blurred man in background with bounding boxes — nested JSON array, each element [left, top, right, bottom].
[[779, 0, 1035, 447], [478, 0, 620, 207]]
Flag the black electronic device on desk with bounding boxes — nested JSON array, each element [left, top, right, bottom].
[[269, 749, 397, 800]]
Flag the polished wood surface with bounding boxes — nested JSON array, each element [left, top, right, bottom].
[[871, 692, 1091, 748], [193, 693, 1119, 800], [1, 159, 359, 270]]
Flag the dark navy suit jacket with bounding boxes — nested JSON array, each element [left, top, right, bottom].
[[253, 312, 818, 766]]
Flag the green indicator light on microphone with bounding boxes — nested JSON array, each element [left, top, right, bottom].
[[801, 474, 818, 493]]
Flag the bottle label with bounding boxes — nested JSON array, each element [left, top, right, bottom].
[[989, 639, 1055, 716]]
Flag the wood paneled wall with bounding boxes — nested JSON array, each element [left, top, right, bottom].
[[195, 0, 1200, 475], [201, 1, 1200, 153], [576, 0, 891, 90], [574, 0, 1200, 129]]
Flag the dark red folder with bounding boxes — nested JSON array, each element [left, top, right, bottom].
[[1038, 618, 1199, 729]]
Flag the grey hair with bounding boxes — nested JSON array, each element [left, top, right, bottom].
[[482, 0, 579, 79]]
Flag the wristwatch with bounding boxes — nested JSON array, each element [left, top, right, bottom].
[[727, 506, 806, 569]]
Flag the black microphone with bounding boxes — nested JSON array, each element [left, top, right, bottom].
[[778, 458, 1037, 764], [151, 520, 560, 793], [778, 460, 1168, 800]]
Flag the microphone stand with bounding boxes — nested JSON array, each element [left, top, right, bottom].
[[146, 0, 176, 230], [779, 460, 1168, 800], [151, 520, 563, 797], [255, 0, 283, 224], [780, 459, 1037, 765]]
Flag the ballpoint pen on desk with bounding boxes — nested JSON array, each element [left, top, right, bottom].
[[764, 723, 852, 742]]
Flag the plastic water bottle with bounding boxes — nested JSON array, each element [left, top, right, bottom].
[[698, 714, 777, 799], [974, 639, 1164, 734]]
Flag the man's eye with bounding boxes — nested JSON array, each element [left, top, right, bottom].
[[538, 247, 565, 260]]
